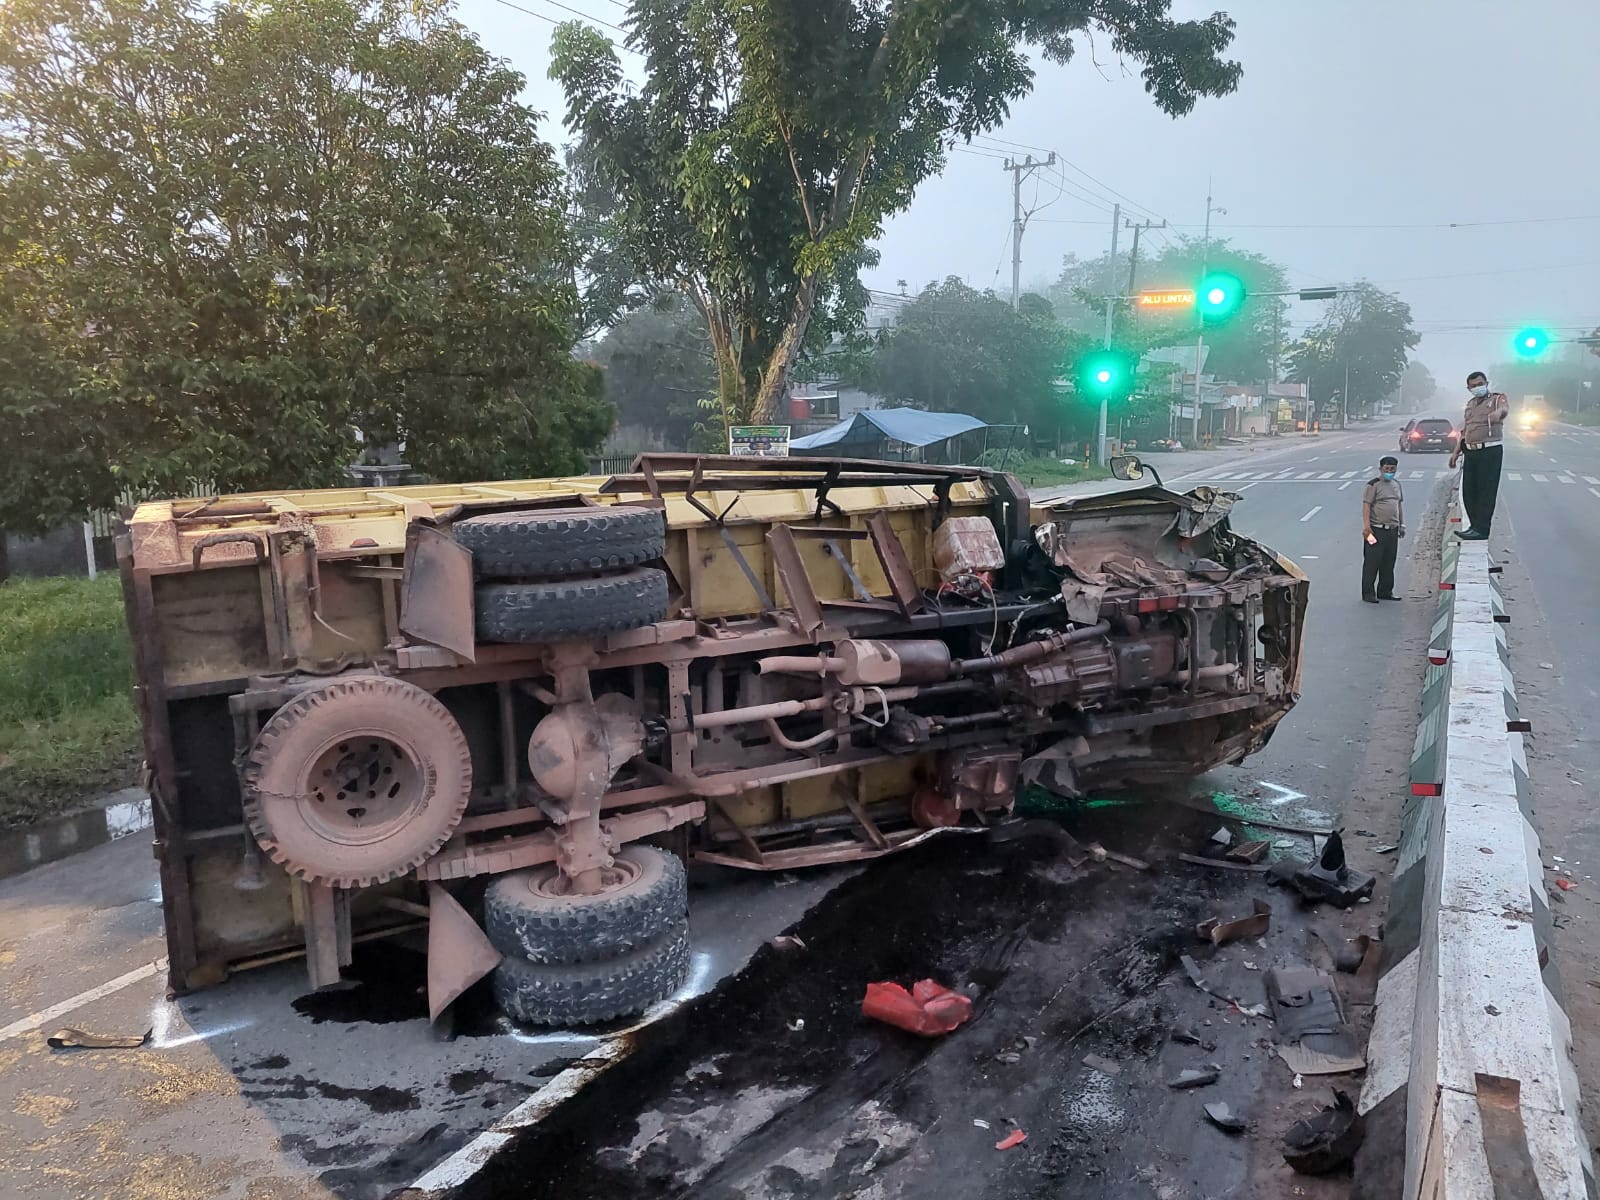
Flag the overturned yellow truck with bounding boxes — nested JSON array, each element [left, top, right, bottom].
[[119, 454, 1306, 1024]]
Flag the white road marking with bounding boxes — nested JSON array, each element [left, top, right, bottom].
[[1339, 480, 1354, 491], [1300, 555, 1320, 559], [1274, 469, 1296, 479], [1319, 471, 1337, 479], [1259, 781, 1310, 806], [1296, 471, 1316, 480], [1591, 488, 1600, 500], [1300, 506, 1322, 522], [1340, 471, 1358, 478], [1236, 482, 1259, 490], [1558, 476, 1575, 484], [0, 958, 167, 1042], [1409, 471, 1425, 479], [1507, 472, 1522, 481], [1585, 476, 1600, 485], [1533, 473, 1549, 482], [1435, 471, 1450, 479]]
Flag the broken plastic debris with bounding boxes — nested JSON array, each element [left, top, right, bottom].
[[787, 1018, 806, 1032], [1167, 1065, 1221, 1090], [1196, 898, 1272, 946], [1273, 831, 1376, 908], [1293, 1073, 1304, 1089], [862, 979, 973, 1037], [47, 1027, 151, 1050], [994, 1129, 1027, 1151], [770, 935, 808, 953], [1204, 1101, 1249, 1134], [973, 1118, 991, 1130], [1557, 878, 1577, 891], [1282, 1090, 1363, 1174], [1267, 966, 1365, 1075]]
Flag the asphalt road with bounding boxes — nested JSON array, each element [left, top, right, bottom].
[[0, 428, 1444, 1198], [1479, 420, 1600, 1146]]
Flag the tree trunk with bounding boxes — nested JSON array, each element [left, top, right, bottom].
[[0, 528, 9, 583], [751, 272, 821, 424]]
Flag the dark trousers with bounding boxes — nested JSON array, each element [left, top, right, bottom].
[[1461, 444, 1504, 533], [1363, 526, 1400, 598]]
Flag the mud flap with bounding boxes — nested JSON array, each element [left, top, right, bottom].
[[427, 883, 502, 1023], [400, 522, 477, 661]]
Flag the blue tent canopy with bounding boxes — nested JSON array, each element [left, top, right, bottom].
[[790, 407, 988, 451]]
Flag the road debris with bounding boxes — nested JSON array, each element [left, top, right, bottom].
[[1082, 1053, 1122, 1077], [46, 1027, 151, 1050], [994, 1129, 1028, 1151], [973, 1118, 991, 1130], [1167, 1065, 1221, 1090], [1557, 878, 1577, 891], [1180, 852, 1272, 873], [769, 935, 808, 953], [1203, 1101, 1249, 1134], [1196, 897, 1272, 946], [1171, 1025, 1217, 1051], [1085, 841, 1151, 871], [1227, 839, 1271, 864], [1375, 843, 1399, 854], [1272, 831, 1375, 907], [787, 1018, 806, 1032], [861, 979, 973, 1037], [1282, 1090, 1364, 1174], [1266, 967, 1364, 1075], [1210, 827, 1235, 849]]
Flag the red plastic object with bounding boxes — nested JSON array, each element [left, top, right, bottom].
[[861, 979, 974, 1037], [1557, 877, 1577, 891], [995, 1129, 1028, 1151]]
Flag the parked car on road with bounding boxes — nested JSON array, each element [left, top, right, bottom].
[[1399, 416, 1457, 453]]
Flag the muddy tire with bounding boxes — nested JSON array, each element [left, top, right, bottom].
[[475, 568, 667, 644], [241, 676, 472, 888], [492, 926, 691, 1026], [484, 846, 687, 965], [455, 507, 665, 578]]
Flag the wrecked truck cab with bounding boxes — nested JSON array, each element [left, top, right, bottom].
[[119, 455, 1305, 1025]]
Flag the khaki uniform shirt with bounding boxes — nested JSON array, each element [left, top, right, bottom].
[[1364, 477, 1403, 527], [1460, 392, 1508, 446]]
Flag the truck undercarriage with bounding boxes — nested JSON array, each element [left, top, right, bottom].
[[120, 455, 1306, 1024]]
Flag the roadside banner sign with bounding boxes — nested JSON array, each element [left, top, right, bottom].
[[729, 425, 791, 456]]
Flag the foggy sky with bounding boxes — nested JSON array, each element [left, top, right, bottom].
[[458, 0, 1600, 403]]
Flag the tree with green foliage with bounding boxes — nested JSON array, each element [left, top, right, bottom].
[[858, 278, 1082, 434], [1284, 283, 1419, 420], [0, 0, 609, 550], [591, 296, 720, 450], [1400, 360, 1438, 414], [551, 1, 1243, 431]]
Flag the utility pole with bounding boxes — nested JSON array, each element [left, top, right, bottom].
[[1111, 216, 1164, 462], [1003, 153, 1056, 310], [1095, 204, 1122, 466], [1193, 189, 1225, 445]]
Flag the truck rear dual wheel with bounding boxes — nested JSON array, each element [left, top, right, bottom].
[[492, 926, 690, 1026], [484, 846, 691, 1026]]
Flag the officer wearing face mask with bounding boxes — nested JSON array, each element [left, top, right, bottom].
[[1362, 455, 1404, 603], [1448, 371, 1509, 540]]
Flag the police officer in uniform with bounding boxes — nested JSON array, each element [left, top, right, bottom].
[[1362, 455, 1404, 603]]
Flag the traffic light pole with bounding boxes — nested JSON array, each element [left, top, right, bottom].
[[1097, 204, 1121, 466]]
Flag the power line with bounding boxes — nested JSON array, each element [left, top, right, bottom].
[[488, 0, 627, 35]]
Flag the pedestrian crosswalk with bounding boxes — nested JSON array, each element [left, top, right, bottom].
[[1185, 467, 1600, 488]]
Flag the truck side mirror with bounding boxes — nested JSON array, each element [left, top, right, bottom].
[[1109, 455, 1144, 482]]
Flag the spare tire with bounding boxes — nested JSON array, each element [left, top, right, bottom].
[[455, 507, 665, 578], [484, 846, 687, 964], [493, 926, 691, 1026], [475, 568, 667, 644]]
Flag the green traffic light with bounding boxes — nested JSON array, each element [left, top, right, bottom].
[[1513, 327, 1550, 357], [1196, 271, 1246, 323], [1078, 349, 1133, 399]]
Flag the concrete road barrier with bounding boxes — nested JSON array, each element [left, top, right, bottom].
[[1359, 508, 1595, 1198]]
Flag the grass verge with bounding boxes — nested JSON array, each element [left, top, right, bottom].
[[987, 456, 1113, 487], [0, 575, 140, 828]]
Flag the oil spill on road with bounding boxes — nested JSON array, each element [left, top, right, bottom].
[[455, 801, 1346, 1200]]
